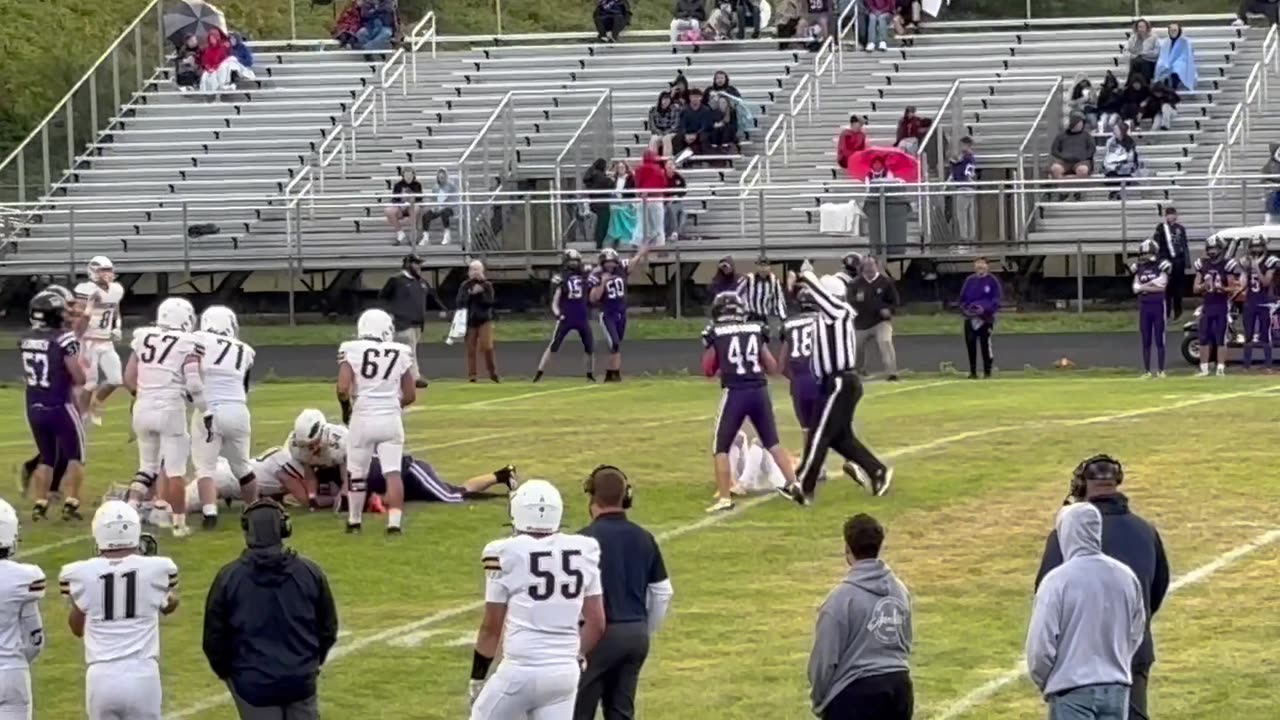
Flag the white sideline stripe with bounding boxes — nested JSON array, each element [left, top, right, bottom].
[[160, 383, 1264, 719], [18, 536, 85, 559], [385, 629, 447, 648], [461, 384, 600, 408], [929, 528, 1280, 720]]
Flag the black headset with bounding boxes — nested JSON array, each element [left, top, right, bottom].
[[241, 498, 293, 539], [1066, 454, 1124, 505], [584, 465, 633, 510]]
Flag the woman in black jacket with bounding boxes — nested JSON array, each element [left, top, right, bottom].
[[582, 158, 614, 249], [1141, 80, 1180, 131], [1096, 70, 1122, 130], [704, 70, 740, 103], [1118, 75, 1150, 128]]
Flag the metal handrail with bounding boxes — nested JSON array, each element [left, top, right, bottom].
[[315, 127, 347, 192], [1015, 79, 1066, 240], [348, 86, 378, 162], [914, 78, 960, 242], [763, 115, 789, 181], [1209, 24, 1279, 179], [837, 0, 861, 72], [814, 36, 836, 87], [552, 89, 613, 242], [378, 48, 409, 120], [409, 11, 439, 84]]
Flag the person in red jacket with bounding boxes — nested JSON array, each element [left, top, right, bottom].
[[632, 149, 669, 246], [836, 115, 867, 170]]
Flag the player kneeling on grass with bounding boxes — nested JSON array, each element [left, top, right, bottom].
[[470, 481, 606, 719], [191, 305, 258, 529], [701, 291, 802, 514], [337, 309, 416, 535], [60, 501, 178, 720], [0, 499, 47, 719]]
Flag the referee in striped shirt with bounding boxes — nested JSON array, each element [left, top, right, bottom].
[[788, 261, 893, 505], [739, 257, 789, 325]]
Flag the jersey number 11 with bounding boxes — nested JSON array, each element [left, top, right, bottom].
[[99, 570, 138, 621]]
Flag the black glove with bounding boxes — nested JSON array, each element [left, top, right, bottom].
[[202, 413, 215, 442], [339, 397, 352, 425]]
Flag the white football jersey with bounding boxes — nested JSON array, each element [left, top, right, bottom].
[[287, 424, 348, 469], [75, 281, 125, 342], [59, 554, 178, 665], [482, 533, 602, 667], [185, 458, 240, 507], [338, 339, 414, 416], [0, 560, 45, 671], [193, 331, 255, 407], [130, 326, 204, 404], [251, 446, 304, 496]]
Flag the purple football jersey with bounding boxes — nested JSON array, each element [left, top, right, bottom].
[[1194, 256, 1240, 313], [20, 329, 79, 406], [1242, 255, 1279, 306], [589, 260, 629, 315], [553, 270, 592, 324], [1134, 259, 1170, 307], [703, 321, 769, 389], [782, 313, 818, 379]]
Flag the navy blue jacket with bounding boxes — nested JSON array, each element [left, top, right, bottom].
[[1035, 493, 1169, 669]]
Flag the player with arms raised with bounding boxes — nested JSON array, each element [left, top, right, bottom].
[[0, 499, 46, 719], [469, 481, 606, 719], [701, 292, 801, 513], [124, 298, 204, 537], [190, 306, 257, 529], [74, 257, 125, 426], [21, 290, 88, 522], [337, 309, 416, 534], [588, 245, 649, 383], [534, 249, 596, 383], [59, 501, 178, 720], [1192, 237, 1241, 376]]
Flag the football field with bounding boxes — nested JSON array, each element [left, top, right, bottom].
[[3, 374, 1278, 720]]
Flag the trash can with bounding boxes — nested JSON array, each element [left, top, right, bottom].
[[865, 188, 911, 256]]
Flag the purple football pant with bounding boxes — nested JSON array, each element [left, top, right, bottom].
[[1198, 311, 1227, 348], [713, 386, 780, 454], [1138, 303, 1166, 372], [1243, 304, 1273, 366], [599, 312, 627, 353], [790, 375, 823, 431], [26, 403, 84, 467], [549, 318, 593, 354]]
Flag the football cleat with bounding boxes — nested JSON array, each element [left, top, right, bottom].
[[704, 497, 735, 514], [31, 503, 48, 522], [346, 522, 362, 534], [61, 503, 83, 522], [872, 467, 894, 497], [494, 464, 518, 491], [386, 526, 402, 536], [843, 461, 870, 492], [202, 514, 218, 531], [171, 525, 193, 538]]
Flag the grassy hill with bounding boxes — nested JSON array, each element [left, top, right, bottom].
[[0, 0, 1233, 161]]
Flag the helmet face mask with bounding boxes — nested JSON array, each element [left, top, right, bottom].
[[88, 256, 115, 285], [29, 291, 67, 330], [1205, 238, 1223, 260], [564, 249, 582, 271], [1139, 239, 1159, 261], [1249, 235, 1267, 257]]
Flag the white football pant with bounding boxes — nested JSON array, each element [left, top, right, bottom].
[[133, 398, 190, 477], [470, 662, 580, 720], [86, 659, 161, 720], [346, 414, 404, 479], [82, 341, 122, 392], [0, 668, 31, 720], [190, 404, 253, 480]]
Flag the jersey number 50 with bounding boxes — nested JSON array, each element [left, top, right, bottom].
[[527, 549, 584, 601]]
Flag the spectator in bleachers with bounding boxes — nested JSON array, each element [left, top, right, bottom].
[[707, 1, 739, 40], [1125, 19, 1159, 85], [709, 95, 740, 155], [355, 0, 397, 50], [865, 0, 895, 52], [664, 160, 688, 242], [1049, 112, 1096, 194], [675, 88, 716, 160], [1068, 74, 1098, 129], [775, 0, 804, 47], [670, 0, 707, 42], [584, 159, 614, 249], [333, 1, 364, 49], [175, 34, 202, 93], [1117, 74, 1150, 129], [385, 167, 424, 245], [1102, 121, 1139, 200], [709, 257, 740, 297], [735, 0, 762, 38], [836, 115, 868, 170], [1235, 0, 1280, 27], [199, 28, 243, 94], [1096, 70, 1122, 131], [894, 107, 925, 154], [1141, 80, 1180, 131], [606, 161, 638, 248], [892, 0, 923, 36], [669, 76, 690, 109], [800, 0, 833, 47], [649, 92, 681, 157], [422, 168, 459, 245], [595, 0, 632, 42], [634, 150, 669, 246], [228, 33, 256, 81], [704, 71, 740, 103], [1155, 22, 1197, 92], [947, 136, 978, 243]]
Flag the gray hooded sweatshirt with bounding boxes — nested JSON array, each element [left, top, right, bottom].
[[808, 558, 912, 714], [1026, 503, 1146, 697]]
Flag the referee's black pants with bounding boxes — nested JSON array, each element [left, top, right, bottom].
[[573, 621, 650, 720], [798, 371, 886, 495]]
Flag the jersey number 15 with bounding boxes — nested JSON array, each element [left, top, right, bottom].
[[527, 550, 584, 601]]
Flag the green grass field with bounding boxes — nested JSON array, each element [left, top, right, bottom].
[[5, 374, 1279, 719]]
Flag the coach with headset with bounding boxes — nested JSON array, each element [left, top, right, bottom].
[[574, 466, 675, 720], [203, 500, 340, 720]]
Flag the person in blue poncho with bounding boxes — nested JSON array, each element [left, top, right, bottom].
[[1154, 22, 1197, 92]]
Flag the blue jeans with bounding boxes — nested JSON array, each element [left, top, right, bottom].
[[356, 21, 393, 50], [868, 12, 892, 45], [1048, 684, 1130, 720]]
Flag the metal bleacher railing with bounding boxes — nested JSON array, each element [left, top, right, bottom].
[[1014, 80, 1066, 239], [553, 90, 615, 244], [1207, 24, 1279, 227]]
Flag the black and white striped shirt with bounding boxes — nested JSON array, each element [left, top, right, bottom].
[[737, 273, 788, 321], [802, 270, 858, 378]]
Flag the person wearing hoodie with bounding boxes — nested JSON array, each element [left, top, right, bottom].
[[198, 28, 236, 93], [670, 0, 707, 42], [355, 0, 396, 50], [703, 70, 740, 103], [958, 257, 1000, 379], [837, 115, 868, 170], [174, 34, 202, 92], [1036, 455, 1170, 720], [1096, 71, 1122, 131], [422, 168, 459, 245], [1049, 112, 1097, 188], [203, 500, 338, 720], [663, 159, 688, 241], [583, 159, 614, 249], [1026, 502, 1146, 720], [1102, 121, 1139, 199], [708, 256, 742, 301], [228, 32, 256, 80], [1125, 19, 1159, 84], [808, 513, 913, 720], [633, 149, 668, 246]]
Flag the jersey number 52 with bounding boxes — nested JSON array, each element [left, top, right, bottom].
[[527, 550, 584, 601]]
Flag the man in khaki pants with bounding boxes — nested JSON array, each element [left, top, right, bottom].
[[849, 256, 900, 381]]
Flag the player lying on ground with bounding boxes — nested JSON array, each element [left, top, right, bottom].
[[306, 456, 519, 509]]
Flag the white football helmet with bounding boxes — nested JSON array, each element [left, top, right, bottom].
[[819, 274, 847, 300], [156, 297, 196, 332], [510, 480, 564, 535], [93, 501, 142, 551], [200, 305, 239, 338], [0, 500, 19, 552], [87, 256, 115, 283], [356, 308, 395, 343], [293, 408, 327, 447]]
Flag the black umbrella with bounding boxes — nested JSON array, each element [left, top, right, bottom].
[[164, 0, 227, 47]]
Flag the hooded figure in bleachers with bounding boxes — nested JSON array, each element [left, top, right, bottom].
[[1155, 22, 1197, 92]]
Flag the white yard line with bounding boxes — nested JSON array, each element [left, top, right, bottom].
[[929, 528, 1280, 720], [152, 383, 1273, 718], [19, 536, 86, 559], [459, 384, 601, 409]]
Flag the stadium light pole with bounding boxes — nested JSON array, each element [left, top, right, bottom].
[[496, 0, 504, 35]]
